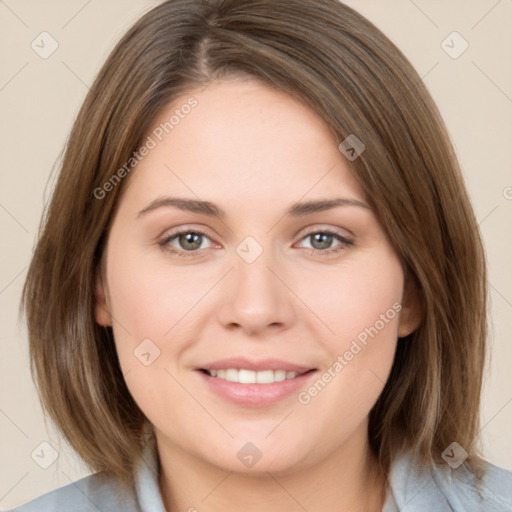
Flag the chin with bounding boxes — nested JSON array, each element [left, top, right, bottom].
[[200, 436, 312, 476]]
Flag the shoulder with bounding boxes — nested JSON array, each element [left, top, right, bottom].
[[385, 450, 512, 511], [438, 459, 512, 511], [6, 472, 139, 512]]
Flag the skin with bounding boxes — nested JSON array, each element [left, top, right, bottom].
[[95, 78, 420, 512]]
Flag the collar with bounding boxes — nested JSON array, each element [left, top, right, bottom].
[[134, 437, 167, 512], [133, 438, 507, 512]]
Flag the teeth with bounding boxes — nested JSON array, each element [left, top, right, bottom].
[[207, 368, 300, 384]]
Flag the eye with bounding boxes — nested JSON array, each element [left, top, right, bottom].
[[296, 230, 354, 255], [159, 228, 215, 257], [158, 227, 354, 258]]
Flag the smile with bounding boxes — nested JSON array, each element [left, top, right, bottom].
[[201, 368, 305, 384]]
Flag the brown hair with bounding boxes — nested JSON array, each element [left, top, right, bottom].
[[21, 0, 488, 487]]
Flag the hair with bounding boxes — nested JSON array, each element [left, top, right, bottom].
[[21, 0, 488, 488]]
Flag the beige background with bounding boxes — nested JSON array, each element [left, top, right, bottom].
[[1, 0, 511, 508]]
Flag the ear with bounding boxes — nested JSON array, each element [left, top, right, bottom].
[[398, 275, 422, 338], [94, 266, 112, 327]]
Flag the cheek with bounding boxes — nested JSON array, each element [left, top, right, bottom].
[[104, 243, 200, 425], [296, 248, 403, 411], [295, 248, 403, 417], [105, 242, 210, 345], [298, 248, 404, 349]]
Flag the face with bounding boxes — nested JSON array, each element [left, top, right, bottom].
[[95, 79, 417, 475]]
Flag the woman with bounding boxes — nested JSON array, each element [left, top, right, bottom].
[[13, 0, 512, 510]]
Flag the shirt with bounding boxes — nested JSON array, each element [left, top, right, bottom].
[[7, 439, 512, 511]]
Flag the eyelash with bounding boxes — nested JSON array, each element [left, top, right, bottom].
[[158, 228, 354, 258]]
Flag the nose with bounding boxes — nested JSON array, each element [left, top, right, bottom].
[[216, 243, 296, 336]]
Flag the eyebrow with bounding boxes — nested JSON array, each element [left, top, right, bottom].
[[137, 196, 370, 219]]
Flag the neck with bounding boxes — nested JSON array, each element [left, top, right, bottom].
[[157, 425, 387, 512]]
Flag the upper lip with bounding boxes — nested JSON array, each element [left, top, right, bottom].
[[196, 357, 315, 374]]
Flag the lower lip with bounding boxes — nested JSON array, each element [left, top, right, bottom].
[[196, 370, 317, 407]]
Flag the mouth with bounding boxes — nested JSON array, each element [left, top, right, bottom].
[[195, 359, 318, 407], [198, 368, 316, 384]]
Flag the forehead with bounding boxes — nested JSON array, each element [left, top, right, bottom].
[[119, 79, 366, 214]]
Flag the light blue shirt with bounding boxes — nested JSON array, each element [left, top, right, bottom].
[[8, 439, 512, 511]]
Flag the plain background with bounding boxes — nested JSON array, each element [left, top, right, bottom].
[[1, 0, 511, 508]]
